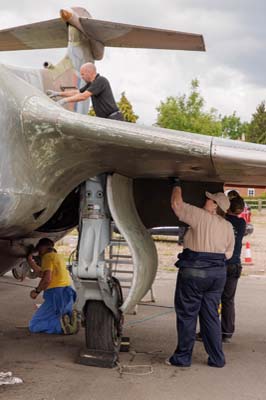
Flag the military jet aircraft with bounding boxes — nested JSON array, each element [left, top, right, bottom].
[[0, 6, 265, 367]]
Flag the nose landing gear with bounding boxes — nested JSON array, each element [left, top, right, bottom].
[[73, 176, 124, 367], [80, 283, 123, 368]]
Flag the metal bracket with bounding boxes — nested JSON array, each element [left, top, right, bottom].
[[97, 262, 121, 321]]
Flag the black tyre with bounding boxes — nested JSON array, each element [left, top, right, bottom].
[[84, 300, 121, 352]]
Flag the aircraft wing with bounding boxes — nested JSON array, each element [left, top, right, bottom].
[[79, 18, 205, 51], [0, 19, 68, 51], [22, 96, 266, 188], [0, 17, 205, 52]]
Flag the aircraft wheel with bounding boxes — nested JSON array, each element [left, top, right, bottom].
[[84, 300, 121, 352], [12, 261, 28, 281]]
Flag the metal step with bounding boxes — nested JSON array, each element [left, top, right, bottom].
[[109, 240, 128, 246], [109, 254, 132, 259], [111, 269, 134, 274], [105, 259, 133, 265]]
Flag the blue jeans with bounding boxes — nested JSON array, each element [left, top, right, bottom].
[[170, 267, 226, 367], [29, 286, 76, 334]]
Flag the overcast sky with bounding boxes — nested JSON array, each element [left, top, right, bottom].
[[0, 0, 265, 125]]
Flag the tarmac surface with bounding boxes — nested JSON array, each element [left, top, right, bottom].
[[1, 211, 266, 400]]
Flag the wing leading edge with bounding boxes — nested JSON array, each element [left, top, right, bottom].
[[21, 94, 266, 191]]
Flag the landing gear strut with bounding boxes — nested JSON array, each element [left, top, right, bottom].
[[72, 176, 124, 367], [72, 174, 158, 367]]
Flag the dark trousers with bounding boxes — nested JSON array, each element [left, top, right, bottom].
[[170, 268, 226, 367], [221, 264, 242, 338]]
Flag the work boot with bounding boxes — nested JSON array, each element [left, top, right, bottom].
[[222, 335, 231, 344], [70, 310, 80, 333], [60, 313, 79, 335]]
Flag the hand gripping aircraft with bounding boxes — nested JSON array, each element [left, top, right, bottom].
[[0, 6, 265, 367]]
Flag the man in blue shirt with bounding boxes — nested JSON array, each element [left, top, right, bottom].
[[222, 191, 246, 342]]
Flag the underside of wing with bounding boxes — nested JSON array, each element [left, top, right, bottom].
[[0, 19, 67, 51], [79, 18, 205, 51]]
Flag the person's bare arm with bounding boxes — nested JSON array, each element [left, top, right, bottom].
[[30, 270, 52, 299], [171, 186, 184, 218], [46, 89, 79, 98], [36, 270, 52, 292], [170, 178, 201, 228], [27, 254, 42, 277], [59, 90, 92, 104], [58, 89, 80, 97]]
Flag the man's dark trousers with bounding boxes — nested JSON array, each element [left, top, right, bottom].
[[221, 263, 242, 339], [170, 267, 226, 367]]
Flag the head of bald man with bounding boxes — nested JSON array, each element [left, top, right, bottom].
[[80, 63, 97, 83]]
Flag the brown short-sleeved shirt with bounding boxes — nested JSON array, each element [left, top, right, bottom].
[[178, 203, 235, 260]]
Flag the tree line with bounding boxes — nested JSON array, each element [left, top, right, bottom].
[[156, 79, 266, 144], [89, 80, 266, 144]]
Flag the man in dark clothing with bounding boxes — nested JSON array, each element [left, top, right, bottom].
[[47, 62, 124, 121], [222, 191, 246, 342]]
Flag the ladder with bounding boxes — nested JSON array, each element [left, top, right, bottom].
[[105, 223, 155, 313]]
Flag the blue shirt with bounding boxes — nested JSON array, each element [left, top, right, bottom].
[[226, 215, 246, 264]]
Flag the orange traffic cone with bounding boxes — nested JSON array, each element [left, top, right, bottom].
[[244, 242, 252, 263]]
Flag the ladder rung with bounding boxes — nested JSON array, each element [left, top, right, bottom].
[[105, 259, 133, 265], [112, 270, 134, 274], [109, 255, 132, 259], [112, 275, 132, 281], [109, 241, 128, 246]]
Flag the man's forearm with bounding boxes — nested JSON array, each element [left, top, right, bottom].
[[59, 89, 79, 97], [62, 92, 91, 104], [36, 278, 50, 292], [36, 270, 52, 293], [27, 257, 42, 277], [63, 94, 84, 103], [171, 186, 184, 217]]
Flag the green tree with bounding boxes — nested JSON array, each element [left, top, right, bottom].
[[221, 112, 249, 140], [88, 106, 96, 116], [246, 101, 266, 144], [117, 92, 138, 123], [156, 79, 222, 136]]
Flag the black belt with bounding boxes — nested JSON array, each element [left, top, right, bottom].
[[179, 269, 208, 278], [108, 110, 121, 118]]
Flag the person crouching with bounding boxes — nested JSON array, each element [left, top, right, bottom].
[[27, 238, 78, 335]]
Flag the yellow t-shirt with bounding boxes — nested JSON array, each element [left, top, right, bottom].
[[41, 252, 71, 289]]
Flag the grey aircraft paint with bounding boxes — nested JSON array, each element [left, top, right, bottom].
[[0, 7, 265, 312]]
